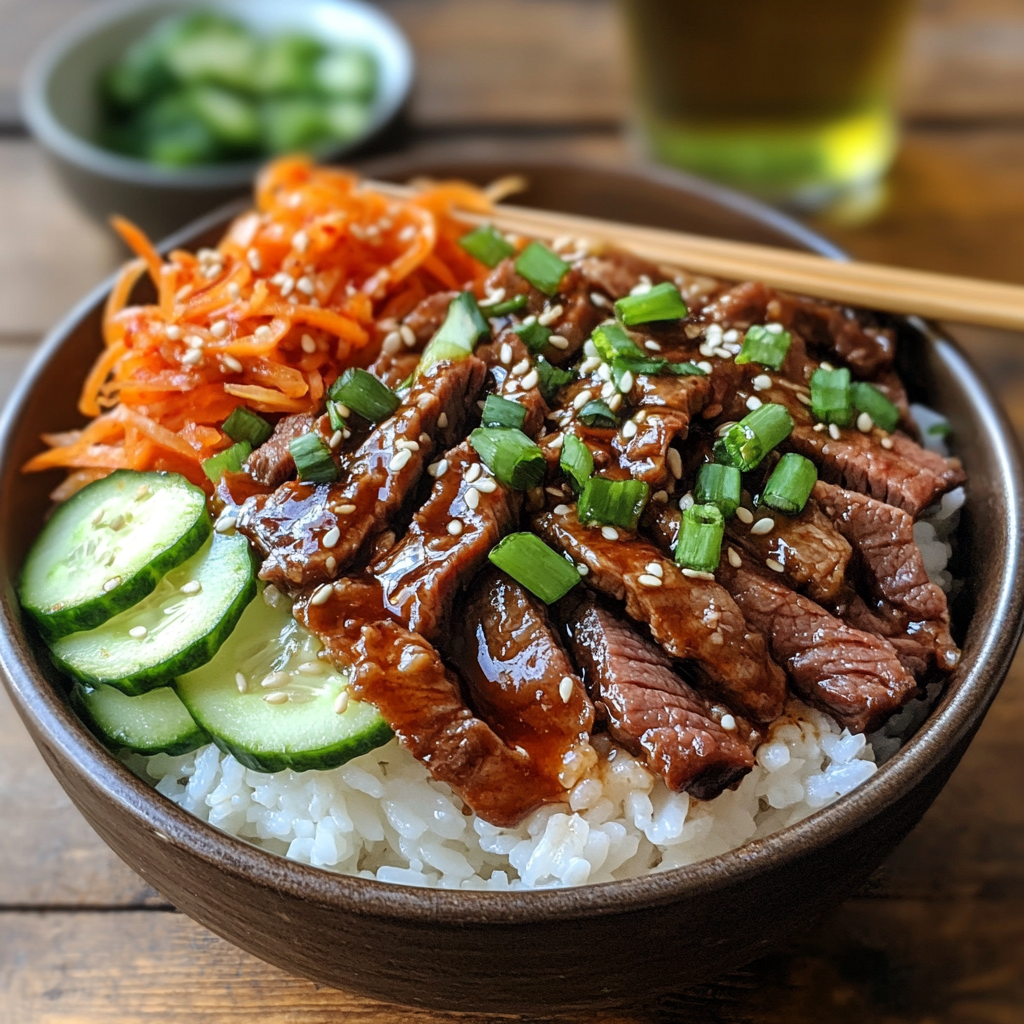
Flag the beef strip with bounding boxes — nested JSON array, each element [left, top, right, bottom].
[[371, 291, 459, 387], [372, 442, 521, 639], [476, 328, 551, 438], [244, 413, 314, 487], [533, 506, 787, 722], [237, 357, 486, 590], [813, 481, 960, 675], [560, 594, 755, 799], [718, 562, 915, 733], [575, 250, 666, 299]]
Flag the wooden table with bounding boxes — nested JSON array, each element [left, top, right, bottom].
[[2, 2, 1023, 1020]]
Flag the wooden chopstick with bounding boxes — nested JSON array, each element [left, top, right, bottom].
[[370, 179, 1024, 331]]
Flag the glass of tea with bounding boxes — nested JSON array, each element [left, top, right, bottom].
[[619, 0, 914, 207]]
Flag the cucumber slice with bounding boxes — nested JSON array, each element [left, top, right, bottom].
[[72, 683, 207, 756], [19, 470, 210, 640], [51, 531, 256, 695], [176, 587, 392, 773]]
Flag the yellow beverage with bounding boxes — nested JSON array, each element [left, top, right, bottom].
[[619, 0, 913, 205]]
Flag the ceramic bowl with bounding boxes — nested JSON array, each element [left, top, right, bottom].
[[21, 0, 413, 237], [1, 159, 1022, 1014]]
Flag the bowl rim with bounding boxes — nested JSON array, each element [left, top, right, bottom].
[[2, 162, 1023, 925], [20, 0, 415, 189]]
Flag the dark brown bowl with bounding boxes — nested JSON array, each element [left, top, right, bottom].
[[2, 159, 1022, 1015]]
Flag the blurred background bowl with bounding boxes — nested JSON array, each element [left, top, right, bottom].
[[21, 0, 414, 238]]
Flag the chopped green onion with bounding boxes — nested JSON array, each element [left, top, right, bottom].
[[850, 381, 900, 433], [713, 403, 794, 471], [514, 241, 570, 296], [514, 321, 551, 353], [222, 407, 271, 447], [326, 400, 347, 433], [560, 434, 594, 492], [488, 532, 580, 604], [488, 294, 528, 316], [419, 292, 490, 373], [289, 432, 338, 484], [675, 504, 725, 574], [535, 357, 573, 401], [328, 368, 400, 422], [578, 476, 650, 530], [577, 399, 619, 429], [458, 224, 515, 268], [664, 360, 708, 377], [761, 453, 817, 515], [927, 421, 951, 437], [202, 440, 252, 483], [614, 282, 688, 325], [469, 427, 545, 490], [810, 366, 853, 426], [735, 325, 792, 371], [592, 322, 644, 363], [481, 394, 526, 430], [694, 463, 741, 518]]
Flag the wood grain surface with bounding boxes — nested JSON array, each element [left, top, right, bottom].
[[2, 0, 1024, 1021]]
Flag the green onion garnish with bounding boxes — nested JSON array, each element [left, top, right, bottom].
[[535, 358, 573, 401], [488, 532, 581, 604], [419, 292, 490, 373], [577, 399, 619, 429], [592, 322, 644, 363], [222, 407, 271, 447], [713, 403, 794, 471], [578, 476, 650, 531], [514, 321, 552, 354], [327, 400, 347, 433], [810, 366, 853, 426], [850, 381, 899, 433], [468, 427, 546, 490], [481, 394, 527, 431], [560, 434, 594, 492], [614, 282, 688, 325], [735, 325, 792, 371], [675, 503, 725, 574], [694, 463, 741, 518], [761, 453, 817, 515], [927, 421, 951, 437], [488, 294, 528, 316], [514, 241, 570, 296], [289, 432, 338, 484], [458, 224, 515, 268], [202, 440, 252, 483], [328, 368, 400, 422], [664, 360, 708, 376]]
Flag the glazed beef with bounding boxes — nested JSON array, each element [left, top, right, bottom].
[[575, 250, 665, 299], [718, 562, 915, 733], [561, 594, 755, 799], [813, 481, 960, 675], [245, 412, 314, 487], [533, 506, 787, 723]]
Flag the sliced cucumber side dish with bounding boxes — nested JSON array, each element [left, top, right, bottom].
[[19, 470, 210, 639], [51, 531, 256, 695], [73, 683, 208, 756], [176, 587, 392, 773]]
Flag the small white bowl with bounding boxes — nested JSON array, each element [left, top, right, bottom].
[[21, 0, 414, 237]]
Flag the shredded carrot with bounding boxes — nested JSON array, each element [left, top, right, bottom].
[[26, 157, 497, 494]]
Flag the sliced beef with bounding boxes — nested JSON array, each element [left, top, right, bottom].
[[476, 329, 551, 438], [576, 249, 665, 299], [237, 357, 486, 590], [718, 562, 915, 733], [701, 280, 771, 327], [533, 507, 787, 723], [813, 481, 960, 675], [787, 424, 965, 517], [561, 594, 755, 799], [403, 289, 460, 343], [245, 413, 314, 488], [373, 443, 521, 639]]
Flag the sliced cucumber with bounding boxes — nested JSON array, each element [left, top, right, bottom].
[[50, 531, 255, 695], [72, 683, 207, 756], [176, 587, 392, 773], [19, 470, 210, 640]]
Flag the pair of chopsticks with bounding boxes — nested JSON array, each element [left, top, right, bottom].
[[372, 179, 1024, 332]]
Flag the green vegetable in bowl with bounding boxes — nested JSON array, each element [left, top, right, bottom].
[[99, 11, 379, 166]]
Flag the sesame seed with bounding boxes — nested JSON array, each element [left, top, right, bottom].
[[464, 487, 480, 510], [129, 625, 147, 639], [583, 339, 599, 358], [630, 281, 653, 296], [618, 370, 634, 393], [714, 347, 733, 359], [300, 333, 316, 354], [186, 334, 204, 349], [857, 412, 874, 432], [521, 369, 539, 390], [165, 324, 182, 341], [310, 584, 333, 606], [881, 436, 894, 449], [500, 343, 513, 365], [512, 358, 530, 376], [447, 520, 463, 536], [828, 423, 842, 440], [325, 555, 336, 574], [751, 517, 775, 535], [646, 561, 664, 578], [548, 335, 569, 350], [577, 564, 590, 576], [746, 396, 762, 411], [622, 419, 638, 439], [697, 360, 714, 373], [296, 276, 315, 297], [797, 393, 813, 406], [601, 526, 619, 541], [400, 324, 417, 347], [292, 230, 309, 253], [558, 676, 574, 703], [181, 349, 202, 366], [635, 410, 647, 423], [222, 355, 243, 373], [767, 559, 785, 573], [589, 293, 610, 309], [721, 714, 737, 731], [389, 449, 412, 472], [814, 422, 827, 432], [727, 547, 742, 567], [820, 360, 834, 371], [263, 692, 288, 705], [474, 478, 497, 494], [428, 459, 448, 479], [546, 486, 567, 498], [465, 463, 482, 483], [479, 287, 506, 307], [322, 526, 341, 549], [752, 374, 772, 391], [333, 690, 351, 715], [227, 282, 241, 301], [682, 568, 716, 580], [666, 448, 683, 479], [638, 573, 663, 588], [336, 504, 356, 514], [579, 356, 602, 375], [597, 363, 612, 382], [538, 303, 564, 325], [382, 331, 402, 354], [644, 339, 662, 352], [548, 433, 564, 449], [254, 325, 272, 341], [554, 504, 571, 515], [235, 673, 248, 693], [210, 320, 228, 338], [573, 389, 594, 410], [716, 420, 738, 437], [736, 507, 754, 524], [329, 430, 343, 449], [180, 581, 202, 595], [653, 490, 668, 503], [437, 412, 448, 429], [396, 439, 420, 452], [297, 661, 322, 675], [765, 323, 784, 335], [103, 577, 121, 592], [600, 380, 616, 400], [215, 516, 237, 534]]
